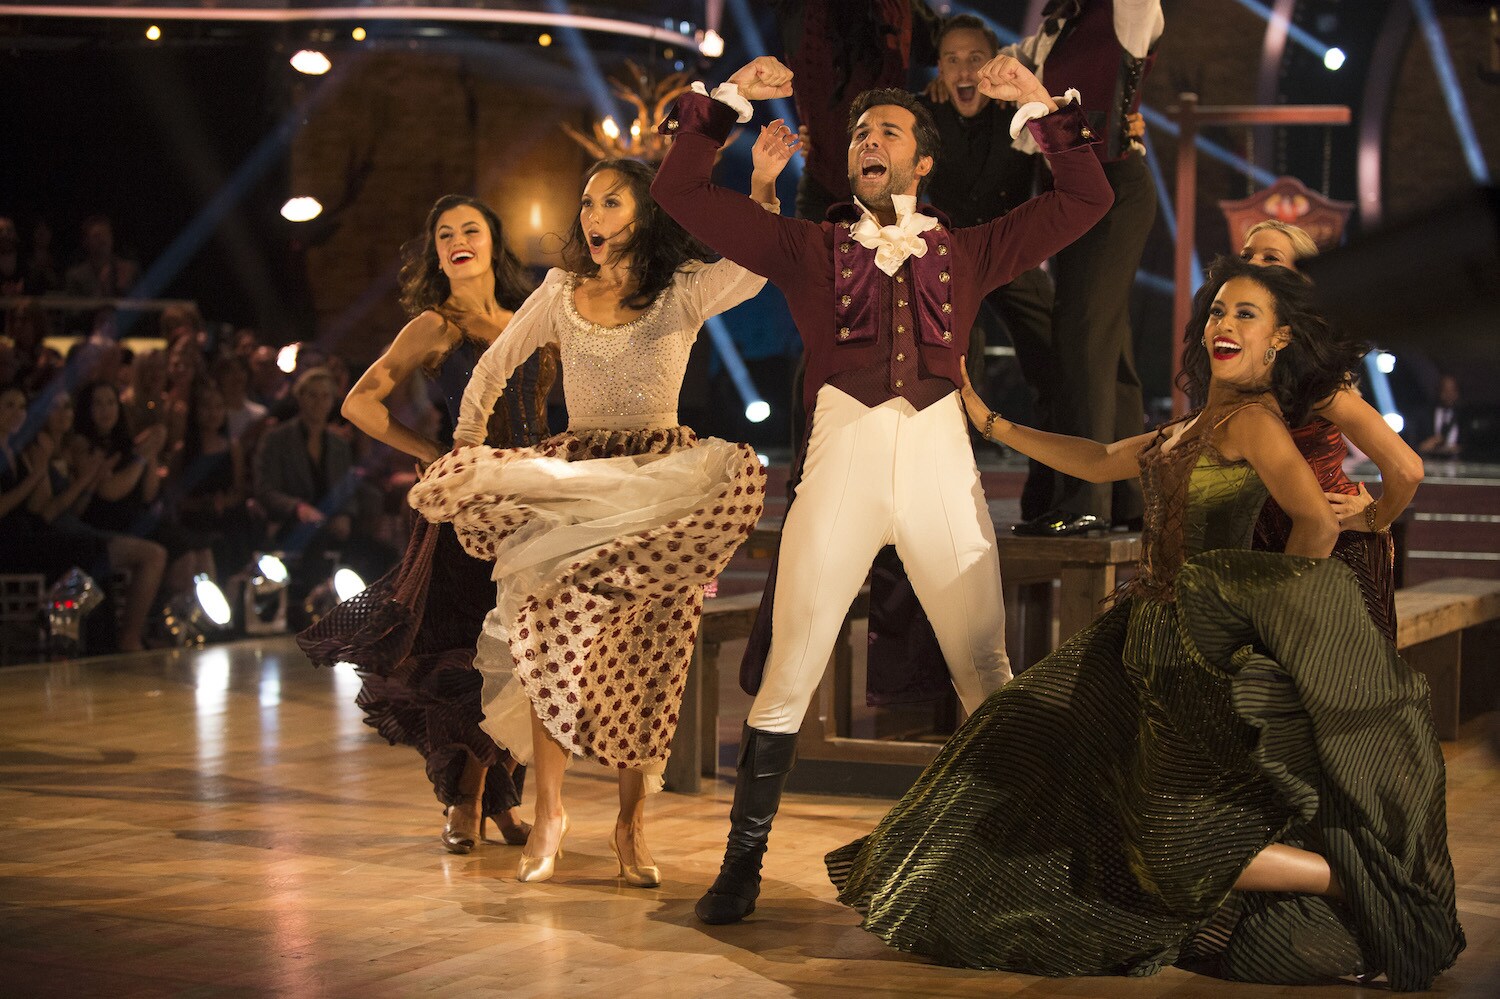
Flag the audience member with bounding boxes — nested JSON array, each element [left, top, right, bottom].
[[247, 344, 285, 409], [1415, 373, 1464, 459], [121, 348, 169, 435], [168, 378, 261, 579], [253, 367, 395, 612], [210, 354, 268, 444], [63, 215, 140, 299]]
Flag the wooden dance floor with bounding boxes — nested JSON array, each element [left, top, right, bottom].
[[1, 637, 1497, 998]]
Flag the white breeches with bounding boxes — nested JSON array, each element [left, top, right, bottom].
[[746, 385, 1012, 734]]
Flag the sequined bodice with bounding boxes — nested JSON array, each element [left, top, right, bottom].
[[1133, 405, 1273, 601], [452, 262, 765, 445], [436, 328, 553, 448], [557, 274, 692, 431], [436, 337, 483, 426]]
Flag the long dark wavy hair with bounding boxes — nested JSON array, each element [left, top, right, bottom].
[[558, 158, 716, 312], [1177, 256, 1367, 428], [397, 194, 533, 319], [72, 380, 133, 459]]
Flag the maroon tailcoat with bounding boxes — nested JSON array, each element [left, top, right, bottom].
[[651, 91, 1113, 695]]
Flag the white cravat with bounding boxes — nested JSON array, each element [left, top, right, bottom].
[[850, 195, 939, 276]]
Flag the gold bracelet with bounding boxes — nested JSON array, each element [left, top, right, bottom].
[[983, 410, 1000, 441], [1364, 499, 1384, 533]]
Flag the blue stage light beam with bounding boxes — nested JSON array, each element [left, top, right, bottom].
[[1229, 0, 1335, 60], [125, 69, 348, 309], [726, 0, 801, 157], [1408, 0, 1491, 184], [543, 0, 623, 124], [704, 315, 770, 423], [1139, 127, 1204, 293]]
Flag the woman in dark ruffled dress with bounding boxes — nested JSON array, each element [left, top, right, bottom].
[[297, 195, 558, 853], [827, 258, 1463, 990], [1239, 220, 1424, 640]]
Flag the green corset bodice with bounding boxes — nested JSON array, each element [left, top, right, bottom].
[[1133, 406, 1272, 600]]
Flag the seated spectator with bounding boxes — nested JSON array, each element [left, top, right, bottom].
[[232, 327, 261, 364], [254, 366, 394, 614], [247, 344, 285, 409], [1415, 373, 1464, 459], [211, 354, 267, 445], [159, 303, 207, 352], [162, 335, 205, 449], [37, 390, 167, 652], [73, 379, 215, 598], [167, 378, 261, 579], [0, 217, 26, 296], [63, 215, 140, 300], [121, 347, 168, 436]]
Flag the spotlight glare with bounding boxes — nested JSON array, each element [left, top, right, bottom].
[[280, 196, 323, 222], [539, 32, 552, 47], [276, 343, 300, 373], [699, 29, 726, 58], [351, 26, 367, 42], [756, 452, 770, 468], [145, 24, 161, 41], [333, 568, 367, 602], [256, 554, 289, 584], [291, 49, 333, 75], [1323, 47, 1346, 71], [745, 400, 771, 424], [600, 116, 621, 140], [194, 574, 233, 627], [1376, 351, 1396, 374], [1383, 412, 1405, 433]]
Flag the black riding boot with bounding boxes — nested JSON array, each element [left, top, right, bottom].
[[694, 724, 798, 924]]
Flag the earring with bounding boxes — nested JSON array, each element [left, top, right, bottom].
[[1263, 346, 1277, 365]]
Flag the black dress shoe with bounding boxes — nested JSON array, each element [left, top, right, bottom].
[[1011, 510, 1108, 537]]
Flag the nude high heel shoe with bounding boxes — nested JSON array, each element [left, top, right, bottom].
[[516, 815, 569, 883], [610, 826, 662, 889]]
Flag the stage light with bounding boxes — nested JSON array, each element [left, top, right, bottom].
[[745, 400, 771, 424], [164, 574, 233, 647], [333, 568, 367, 601], [352, 26, 367, 42], [145, 25, 161, 41], [539, 32, 552, 47], [243, 553, 289, 635], [1323, 47, 1346, 71], [1376, 351, 1396, 374], [699, 29, 725, 58], [280, 197, 323, 223], [45, 568, 103, 653], [601, 116, 621, 140], [756, 453, 770, 468], [276, 343, 300, 373], [291, 50, 332, 76], [1383, 412, 1406, 433]]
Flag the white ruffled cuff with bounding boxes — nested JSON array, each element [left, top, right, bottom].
[[690, 81, 754, 124], [1008, 87, 1082, 140]]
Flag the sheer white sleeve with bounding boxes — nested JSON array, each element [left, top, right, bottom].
[[671, 257, 767, 339], [453, 269, 564, 446]]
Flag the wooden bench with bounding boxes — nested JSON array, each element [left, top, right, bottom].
[[663, 586, 869, 793], [1394, 577, 1500, 740]]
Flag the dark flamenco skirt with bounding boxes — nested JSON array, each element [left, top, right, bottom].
[[297, 516, 524, 818], [827, 552, 1463, 990]]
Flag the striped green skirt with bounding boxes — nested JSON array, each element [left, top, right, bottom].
[[827, 551, 1464, 990]]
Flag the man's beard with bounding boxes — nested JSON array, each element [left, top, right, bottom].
[[849, 162, 916, 215]]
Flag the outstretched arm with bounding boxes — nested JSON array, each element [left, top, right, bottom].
[[342, 311, 456, 465], [961, 368, 1151, 482], [453, 274, 560, 447], [652, 58, 820, 288]]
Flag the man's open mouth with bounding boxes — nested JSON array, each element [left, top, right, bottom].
[[860, 156, 887, 180], [956, 84, 978, 103]]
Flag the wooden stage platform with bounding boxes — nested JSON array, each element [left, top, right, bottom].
[[1, 636, 1497, 998]]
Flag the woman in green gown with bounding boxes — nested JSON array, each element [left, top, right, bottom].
[[826, 258, 1464, 990]]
